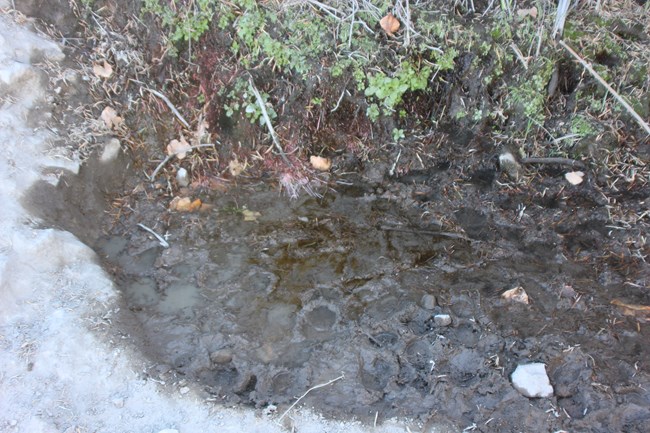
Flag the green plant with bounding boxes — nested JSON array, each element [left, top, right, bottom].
[[244, 93, 277, 125], [364, 62, 433, 112], [505, 57, 554, 123], [433, 48, 458, 71], [142, 0, 215, 43], [366, 104, 380, 122], [223, 78, 277, 125], [571, 115, 598, 137], [455, 109, 467, 120]]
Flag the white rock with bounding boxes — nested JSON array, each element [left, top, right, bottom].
[[179, 386, 190, 395], [433, 314, 452, 327], [511, 363, 554, 398], [101, 138, 121, 162], [565, 171, 584, 185], [176, 167, 189, 187]]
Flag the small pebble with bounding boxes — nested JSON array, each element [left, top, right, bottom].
[[179, 386, 190, 395], [499, 152, 521, 180], [434, 314, 452, 326], [421, 294, 436, 310], [210, 349, 233, 364], [111, 397, 124, 408], [100, 138, 121, 162], [263, 404, 277, 416], [559, 284, 577, 299], [176, 167, 189, 187]]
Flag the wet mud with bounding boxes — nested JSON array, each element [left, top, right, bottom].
[[55, 166, 646, 432]]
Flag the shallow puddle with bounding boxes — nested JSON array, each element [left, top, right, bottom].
[[24, 151, 650, 430], [88, 180, 649, 429]]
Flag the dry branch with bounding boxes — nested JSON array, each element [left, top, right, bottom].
[[149, 143, 215, 181], [248, 78, 292, 166], [559, 40, 650, 136], [276, 374, 344, 424], [129, 79, 190, 129], [521, 156, 585, 168]]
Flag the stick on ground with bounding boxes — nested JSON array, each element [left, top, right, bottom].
[[248, 78, 292, 166], [129, 79, 190, 129], [149, 143, 215, 181], [276, 374, 344, 424], [137, 223, 169, 248], [521, 156, 585, 168], [559, 40, 650, 136]]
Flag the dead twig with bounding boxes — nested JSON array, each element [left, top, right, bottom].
[[553, 0, 571, 39], [276, 374, 344, 424], [510, 42, 528, 70], [143, 87, 190, 129], [521, 157, 585, 168], [380, 225, 471, 241], [149, 144, 215, 181], [248, 78, 292, 167], [137, 223, 169, 248], [559, 40, 650, 136], [130, 79, 190, 129]]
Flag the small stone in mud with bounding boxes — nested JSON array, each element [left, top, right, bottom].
[[210, 349, 233, 364], [559, 284, 578, 299], [421, 294, 436, 310], [100, 138, 121, 162], [263, 404, 277, 416], [176, 167, 189, 187], [511, 363, 554, 398], [235, 373, 257, 394], [499, 152, 521, 180], [434, 314, 452, 326], [179, 386, 190, 395]]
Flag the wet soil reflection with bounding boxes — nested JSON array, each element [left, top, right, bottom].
[[92, 183, 650, 430]]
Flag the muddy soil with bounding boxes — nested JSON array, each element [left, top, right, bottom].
[[18, 0, 650, 432], [26, 152, 650, 432]]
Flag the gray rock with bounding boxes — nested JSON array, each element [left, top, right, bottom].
[[511, 363, 554, 398], [434, 314, 452, 327], [210, 349, 233, 364], [499, 152, 521, 180], [421, 294, 436, 310]]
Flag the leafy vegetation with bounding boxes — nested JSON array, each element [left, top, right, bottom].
[[137, 0, 649, 161]]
